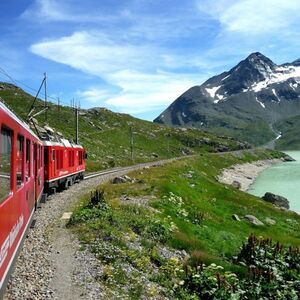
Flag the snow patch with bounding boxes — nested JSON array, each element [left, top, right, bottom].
[[251, 65, 300, 92], [182, 112, 187, 118], [276, 132, 282, 140], [272, 89, 281, 102], [221, 74, 230, 81], [255, 97, 265, 108], [206, 85, 222, 98], [290, 83, 296, 91]]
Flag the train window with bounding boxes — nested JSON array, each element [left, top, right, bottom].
[[0, 127, 12, 203], [55, 150, 64, 170], [26, 139, 31, 178], [17, 135, 24, 188], [40, 146, 43, 168], [55, 150, 59, 170], [78, 151, 83, 165], [60, 150, 63, 169], [68, 150, 74, 167], [44, 148, 48, 165]]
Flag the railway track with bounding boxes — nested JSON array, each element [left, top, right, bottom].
[[83, 157, 192, 180]]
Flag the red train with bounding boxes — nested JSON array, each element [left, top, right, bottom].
[[0, 101, 86, 296]]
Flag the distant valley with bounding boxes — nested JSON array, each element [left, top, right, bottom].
[[154, 52, 300, 149]]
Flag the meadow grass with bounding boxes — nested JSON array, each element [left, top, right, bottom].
[[69, 149, 299, 298]]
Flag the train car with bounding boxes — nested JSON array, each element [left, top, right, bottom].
[[0, 101, 44, 296], [43, 139, 85, 192]]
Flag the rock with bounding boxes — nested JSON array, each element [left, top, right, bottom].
[[265, 217, 276, 225], [244, 215, 264, 226], [214, 145, 230, 152], [123, 175, 132, 181], [181, 148, 194, 155], [282, 155, 295, 162], [231, 180, 241, 189], [232, 214, 241, 221], [112, 175, 134, 184], [157, 246, 189, 261], [112, 176, 128, 184], [184, 173, 193, 178], [261, 192, 290, 209]]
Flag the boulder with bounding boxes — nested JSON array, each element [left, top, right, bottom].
[[112, 176, 127, 184], [244, 215, 264, 226], [231, 180, 241, 189], [265, 217, 276, 225], [262, 192, 290, 209], [282, 155, 295, 162]]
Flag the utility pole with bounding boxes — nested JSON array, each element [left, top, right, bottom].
[[75, 103, 79, 144], [130, 127, 134, 161], [44, 72, 47, 122]]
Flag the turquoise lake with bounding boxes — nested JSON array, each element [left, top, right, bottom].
[[248, 151, 300, 213]]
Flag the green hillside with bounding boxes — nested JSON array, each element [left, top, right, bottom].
[[275, 115, 300, 150], [69, 150, 300, 299], [0, 82, 249, 171]]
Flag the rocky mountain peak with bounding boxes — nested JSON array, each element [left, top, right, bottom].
[[154, 52, 300, 147], [238, 52, 276, 77]]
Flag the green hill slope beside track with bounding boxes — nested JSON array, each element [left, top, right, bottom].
[[69, 149, 299, 299], [0, 82, 249, 172]]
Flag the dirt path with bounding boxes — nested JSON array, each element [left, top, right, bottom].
[[49, 220, 85, 300]]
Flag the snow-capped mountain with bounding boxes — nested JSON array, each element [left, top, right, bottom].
[[154, 52, 300, 146]]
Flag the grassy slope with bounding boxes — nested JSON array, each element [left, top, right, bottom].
[[206, 117, 275, 147], [0, 83, 247, 171], [69, 149, 299, 298], [275, 115, 300, 150]]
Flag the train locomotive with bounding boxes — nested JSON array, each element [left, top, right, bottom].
[[0, 101, 86, 296]]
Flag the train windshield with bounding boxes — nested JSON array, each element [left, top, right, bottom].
[[0, 127, 12, 202]]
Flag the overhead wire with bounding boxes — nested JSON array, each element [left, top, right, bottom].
[[0, 67, 78, 108]]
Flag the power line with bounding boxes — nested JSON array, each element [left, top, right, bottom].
[[0, 66, 75, 108]]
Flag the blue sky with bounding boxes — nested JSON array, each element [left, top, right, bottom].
[[0, 0, 300, 120]]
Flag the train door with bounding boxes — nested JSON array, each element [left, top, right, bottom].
[[33, 143, 38, 204], [52, 149, 56, 177]]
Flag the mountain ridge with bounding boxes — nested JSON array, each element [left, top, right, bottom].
[[154, 52, 300, 148]]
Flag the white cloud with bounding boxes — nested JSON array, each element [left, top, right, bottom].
[[30, 31, 163, 75], [21, 0, 115, 22], [22, 0, 72, 21], [30, 31, 202, 115], [75, 71, 199, 114], [199, 0, 300, 35], [103, 70, 198, 114]]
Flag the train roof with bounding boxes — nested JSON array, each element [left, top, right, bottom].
[[0, 100, 41, 141], [43, 139, 84, 149]]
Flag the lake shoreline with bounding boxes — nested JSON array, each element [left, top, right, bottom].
[[218, 158, 283, 192]]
